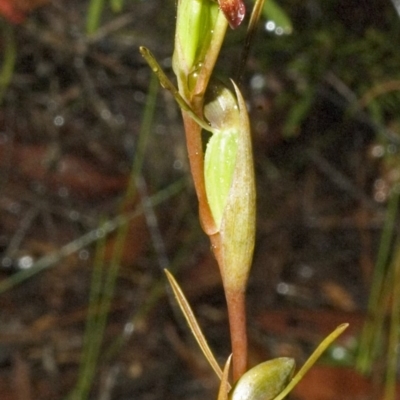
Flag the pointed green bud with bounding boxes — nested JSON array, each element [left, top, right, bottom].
[[173, 0, 219, 94], [204, 81, 241, 228], [230, 358, 295, 400], [204, 80, 256, 292]]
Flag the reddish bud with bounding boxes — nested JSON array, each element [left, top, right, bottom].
[[0, 0, 25, 24], [0, 0, 50, 24], [218, 0, 245, 29]]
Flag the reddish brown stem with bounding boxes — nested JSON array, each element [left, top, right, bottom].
[[225, 287, 248, 382], [209, 218, 248, 382], [181, 111, 217, 235], [179, 25, 248, 378]]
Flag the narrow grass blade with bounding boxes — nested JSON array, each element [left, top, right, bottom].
[[68, 221, 108, 399], [384, 243, 400, 400], [272, 323, 349, 400], [110, 0, 124, 13], [218, 354, 232, 400], [70, 65, 160, 399], [0, 23, 16, 104], [0, 179, 185, 294], [164, 269, 223, 380], [357, 188, 400, 373], [87, 0, 107, 34]]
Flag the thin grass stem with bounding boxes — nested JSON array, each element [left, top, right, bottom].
[[0, 179, 185, 294], [110, 0, 124, 13], [165, 270, 224, 380], [87, 0, 107, 34], [70, 221, 108, 399], [0, 23, 16, 104], [384, 241, 400, 400], [356, 187, 400, 373]]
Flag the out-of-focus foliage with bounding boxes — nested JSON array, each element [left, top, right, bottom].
[[248, 0, 400, 138], [260, 0, 292, 35]]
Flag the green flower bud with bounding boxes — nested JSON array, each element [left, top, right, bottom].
[[173, 0, 219, 94], [230, 358, 295, 400], [203, 80, 240, 131], [203, 80, 256, 292], [205, 129, 239, 228], [204, 80, 241, 229]]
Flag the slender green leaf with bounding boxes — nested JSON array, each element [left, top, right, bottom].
[[0, 24, 16, 104], [139, 46, 217, 133], [164, 269, 224, 380], [87, 0, 107, 34], [218, 355, 233, 400], [272, 323, 349, 400]]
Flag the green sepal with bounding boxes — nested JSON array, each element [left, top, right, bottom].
[[205, 129, 239, 228], [203, 80, 256, 292], [173, 0, 219, 95], [230, 358, 295, 400], [219, 82, 256, 292], [203, 79, 241, 230], [203, 79, 240, 130]]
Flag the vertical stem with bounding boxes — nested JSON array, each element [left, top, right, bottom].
[[225, 287, 248, 382], [181, 112, 217, 235], [211, 235, 248, 381], [182, 67, 248, 382]]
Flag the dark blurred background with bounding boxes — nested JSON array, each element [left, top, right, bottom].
[[0, 0, 399, 399]]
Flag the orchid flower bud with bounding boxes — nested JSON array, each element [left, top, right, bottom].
[[204, 81, 240, 228], [204, 80, 255, 292], [218, 0, 246, 29], [173, 0, 219, 95], [230, 358, 295, 400]]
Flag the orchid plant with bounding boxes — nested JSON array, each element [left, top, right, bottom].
[[140, 0, 348, 398]]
